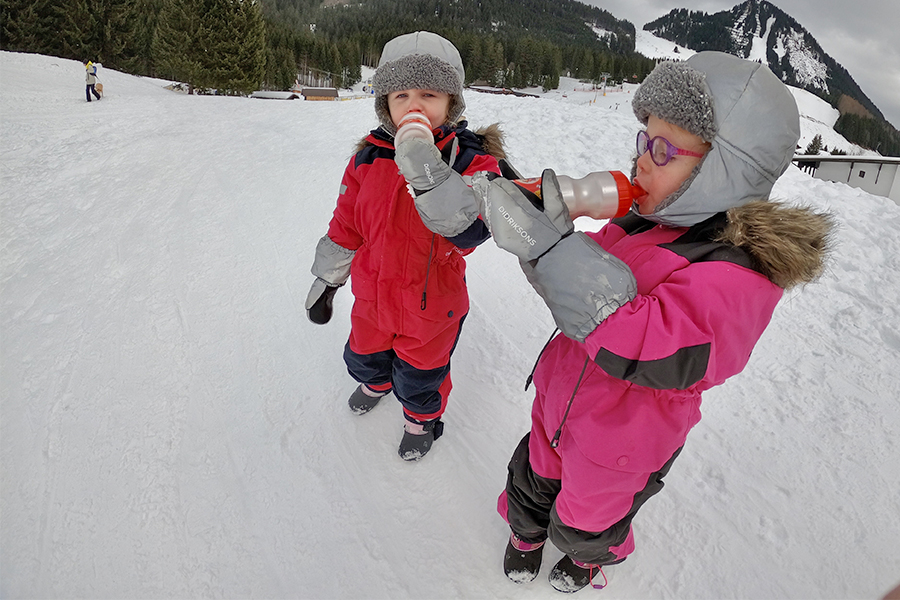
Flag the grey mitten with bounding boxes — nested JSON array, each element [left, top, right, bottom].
[[472, 169, 573, 261], [394, 138, 452, 192], [395, 138, 480, 237], [306, 235, 355, 325], [520, 233, 637, 342]]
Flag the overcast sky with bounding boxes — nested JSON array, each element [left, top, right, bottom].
[[582, 0, 900, 131]]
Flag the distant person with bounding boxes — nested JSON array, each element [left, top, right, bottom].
[[85, 61, 101, 102], [305, 31, 503, 460], [463, 52, 830, 591]]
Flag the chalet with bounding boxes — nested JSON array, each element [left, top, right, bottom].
[[468, 85, 540, 98], [250, 91, 299, 100], [300, 87, 339, 101], [793, 155, 900, 203]]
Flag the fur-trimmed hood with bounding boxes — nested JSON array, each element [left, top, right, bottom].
[[718, 200, 834, 290], [632, 52, 801, 227]]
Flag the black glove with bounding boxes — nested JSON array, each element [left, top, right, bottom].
[[306, 278, 340, 325]]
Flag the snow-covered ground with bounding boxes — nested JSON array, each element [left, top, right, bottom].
[[2, 51, 899, 599]]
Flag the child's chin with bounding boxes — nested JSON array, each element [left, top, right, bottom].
[[636, 197, 654, 215]]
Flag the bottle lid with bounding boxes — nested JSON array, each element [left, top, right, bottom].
[[609, 171, 641, 217], [395, 112, 434, 145], [512, 177, 543, 199]]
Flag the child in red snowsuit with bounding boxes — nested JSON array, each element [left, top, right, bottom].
[[465, 53, 832, 592], [306, 31, 501, 461]]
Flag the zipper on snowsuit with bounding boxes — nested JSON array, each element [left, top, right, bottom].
[[420, 136, 459, 312], [421, 233, 435, 310], [526, 328, 559, 391], [550, 357, 590, 449], [524, 328, 590, 449]]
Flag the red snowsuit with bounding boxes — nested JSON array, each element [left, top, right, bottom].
[[326, 124, 501, 421]]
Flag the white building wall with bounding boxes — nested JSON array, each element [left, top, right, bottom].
[[816, 161, 852, 184], [890, 171, 900, 203], [814, 161, 899, 203]]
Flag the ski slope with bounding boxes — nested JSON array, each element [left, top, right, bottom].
[[2, 51, 899, 599]]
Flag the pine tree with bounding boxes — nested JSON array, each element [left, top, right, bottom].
[[486, 38, 506, 87], [805, 134, 823, 155], [514, 37, 541, 88], [153, 0, 265, 94], [265, 45, 297, 90], [153, 0, 203, 92], [57, 0, 135, 69], [542, 44, 561, 91], [1, 0, 57, 55], [57, 0, 95, 61], [123, 0, 162, 75], [339, 39, 361, 88], [224, 0, 266, 93]]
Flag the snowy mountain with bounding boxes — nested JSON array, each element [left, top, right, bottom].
[[632, 29, 696, 62], [2, 51, 899, 599], [644, 0, 882, 122], [626, 29, 873, 158]]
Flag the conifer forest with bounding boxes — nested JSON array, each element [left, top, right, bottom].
[[0, 0, 656, 94]]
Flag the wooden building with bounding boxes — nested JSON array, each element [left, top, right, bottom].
[[300, 87, 339, 101]]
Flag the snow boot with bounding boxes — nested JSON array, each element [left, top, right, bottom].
[[503, 532, 545, 583], [398, 418, 443, 461], [548, 556, 606, 593], [348, 384, 388, 415]]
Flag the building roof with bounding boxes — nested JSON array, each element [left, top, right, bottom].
[[793, 155, 900, 165], [301, 88, 339, 97]]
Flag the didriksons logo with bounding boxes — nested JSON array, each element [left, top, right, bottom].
[[423, 163, 435, 186], [498, 206, 536, 246]]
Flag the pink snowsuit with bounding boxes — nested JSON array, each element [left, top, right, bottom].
[[495, 51, 831, 573], [498, 211, 783, 565]]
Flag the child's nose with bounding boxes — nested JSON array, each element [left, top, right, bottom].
[[636, 149, 653, 171], [407, 97, 425, 112]]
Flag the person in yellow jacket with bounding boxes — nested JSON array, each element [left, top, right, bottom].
[[85, 61, 101, 102]]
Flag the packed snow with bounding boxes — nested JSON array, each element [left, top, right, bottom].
[[634, 29, 695, 62], [2, 51, 899, 599]]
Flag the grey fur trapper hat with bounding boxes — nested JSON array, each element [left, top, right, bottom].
[[632, 51, 800, 227], [371, 31, 466, 136]]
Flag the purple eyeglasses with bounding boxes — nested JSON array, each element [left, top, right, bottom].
[[636, 130, 705, 166]]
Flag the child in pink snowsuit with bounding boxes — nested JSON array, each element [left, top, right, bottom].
[[469, 52, 833, 592]]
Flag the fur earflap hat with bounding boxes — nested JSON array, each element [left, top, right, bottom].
[[371, 31, 466, 136], [632, 52, 800, 227]]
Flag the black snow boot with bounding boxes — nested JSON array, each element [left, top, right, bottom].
[[548, 556, 607, 593], [347, 384, 388, 415], [398, 418, 443, 461], [503, 533, 545, 583]]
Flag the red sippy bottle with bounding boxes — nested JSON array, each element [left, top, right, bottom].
[[514, 171, 644, 220]]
